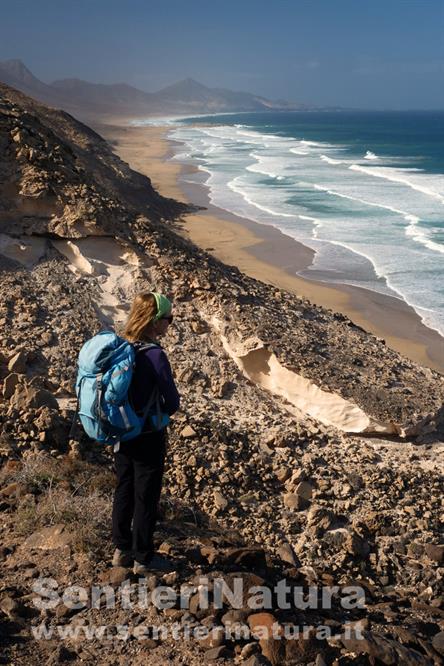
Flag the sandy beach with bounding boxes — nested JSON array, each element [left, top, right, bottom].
[[98, 122, 444, 373]]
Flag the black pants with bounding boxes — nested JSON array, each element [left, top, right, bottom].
[[111, 429, 167, 564]]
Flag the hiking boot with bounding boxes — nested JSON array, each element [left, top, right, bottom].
[[112, 548, 133, 567], [133, 554, 174, 575]]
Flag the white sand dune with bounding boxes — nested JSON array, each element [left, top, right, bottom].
[[213, 317, 398, 435], [51, 237, 144, 327]]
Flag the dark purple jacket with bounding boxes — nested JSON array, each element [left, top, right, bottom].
[[129, 344, 180, 417]]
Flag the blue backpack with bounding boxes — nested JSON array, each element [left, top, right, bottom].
[[74, 331, 170, 447]]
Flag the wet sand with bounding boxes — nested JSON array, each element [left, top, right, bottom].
[[98, 122, 444, 373]]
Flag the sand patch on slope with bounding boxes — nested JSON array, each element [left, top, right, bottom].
[[0, 234, 48, 268], [0, 232, 149, 328], [212, 317, 398, 435], [51, 237, 147, 326]]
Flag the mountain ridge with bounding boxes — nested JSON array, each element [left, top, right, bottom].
[[0, 59, 301, 119]]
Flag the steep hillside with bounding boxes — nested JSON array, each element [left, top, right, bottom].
[[0, 82, 186, 237], [0, 84, 443, 666]]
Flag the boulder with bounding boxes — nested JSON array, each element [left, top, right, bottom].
[[240, 642, 260, 659], [283, 493, 304, 511], [242, 655, 272, 666], [24, 524, 72, 550], [432, 631, 444, 656], [284, 627, 327, 664], [424, 543, 444, 563], [277, 542, 300, 567], [341, 630, 432, 665], [181, 425, 197, 438], [8, 351, 28, 373], [3, 373, 20, 399], [296, 480, 313, 501], [10, 385, 59, 411], [197, 626, 225, 649], [274, 467, 291, 483], [0, 595, 25, 621], [213, 491, 228, 511], [248, 613, 284, 665], [99, 567, 130, 587], [203, 646, 233, 662], [323, 528, 370, 558], [224, 547, 267, 570]]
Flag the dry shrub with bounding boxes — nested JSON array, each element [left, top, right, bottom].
[[16, 485, 112, 556], [8, 453, 114, 558], [4, 455, 60, 492], [87, 468, 116, 494], [1, 452, 115, 495]]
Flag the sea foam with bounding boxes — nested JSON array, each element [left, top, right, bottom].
[[168, 116, 444, 336]]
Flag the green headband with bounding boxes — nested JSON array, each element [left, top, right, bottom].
[[151, 292, 172, 321]]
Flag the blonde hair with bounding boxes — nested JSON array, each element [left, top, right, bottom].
[[124, 292, 157, 342]]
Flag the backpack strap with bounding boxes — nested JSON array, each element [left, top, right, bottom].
[[133, 341, 162, 354], [68, 377, 83, 440], [131, 341, 166, 433], [141, 385, 160, 420], [95, 373, 104, 421], [119, 405, 132, 430], [135, 342, 163, 430], [96, 372, 128, 436]]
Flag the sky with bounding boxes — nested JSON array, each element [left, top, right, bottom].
[[1, 0, 443, 109]]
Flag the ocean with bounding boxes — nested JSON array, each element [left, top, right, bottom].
[[164, 111, 444, 337]]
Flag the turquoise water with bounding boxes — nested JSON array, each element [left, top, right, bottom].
[[165, 111, 444, 336]]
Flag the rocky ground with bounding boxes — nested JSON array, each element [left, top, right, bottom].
[[0, 82, 443, 665]]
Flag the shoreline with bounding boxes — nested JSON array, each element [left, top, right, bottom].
[[98, 122, 444, 373]]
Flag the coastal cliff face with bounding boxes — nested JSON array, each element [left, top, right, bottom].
[[0, 83, 443, 666]]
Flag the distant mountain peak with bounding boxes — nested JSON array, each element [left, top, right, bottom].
[[180, 77, 203, 85], [159, 77, 210, 93], [0, 59, 40, 85], [2, 58, 26, 70]]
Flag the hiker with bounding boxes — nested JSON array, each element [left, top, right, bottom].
[[111, 292, 180, 574]]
